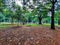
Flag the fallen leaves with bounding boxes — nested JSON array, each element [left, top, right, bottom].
[[0, 26, 60, 45]]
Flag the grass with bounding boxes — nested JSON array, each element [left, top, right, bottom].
[[0, 23, 60, 29], [0, 24, 17, 29], [25, 23, 60, 27], [24, 23, 39, 27], [24, 23, 51, 27]]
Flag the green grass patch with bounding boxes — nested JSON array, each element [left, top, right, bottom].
[[42, 23, 51, 27], [24, 23, 50, 27], [0, 23, 60, 29], [24, 23, 39, 27], [0, 24, 17, 29], [24, 23, 51, 27]]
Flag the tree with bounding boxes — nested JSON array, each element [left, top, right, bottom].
[[3, 8, 10, 22], [22, 0, 28, 24], [30, 0, 49, 24], [50, 0, 57, 29], [3, 8, 15, 23], [55, 2, 60, 25], [0, 0, 3, 12], [15, 5, 22, 25], [38, 0, 57, 29]]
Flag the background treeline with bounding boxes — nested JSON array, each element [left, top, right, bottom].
[[0, 0, 60, 29]]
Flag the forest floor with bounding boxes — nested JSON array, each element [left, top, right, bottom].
[[0, 25, 60, 45]]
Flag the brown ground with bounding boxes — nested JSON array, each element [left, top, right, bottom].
[[0, 26, 60, 45]]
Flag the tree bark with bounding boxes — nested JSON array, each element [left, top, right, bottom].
[[51, 0, 55, 29], [58, 17, 60, 25], [38, 15, 42, 24]]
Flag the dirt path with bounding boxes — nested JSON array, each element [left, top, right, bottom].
[[0, 26, 60, 45]]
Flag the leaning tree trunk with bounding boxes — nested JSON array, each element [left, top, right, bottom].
[[38, 15, 42, 24], [51, 0, 55, 29]]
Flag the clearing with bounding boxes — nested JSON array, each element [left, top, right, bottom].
[[0, 25, 60, 45]]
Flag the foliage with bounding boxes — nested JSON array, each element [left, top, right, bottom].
[[0, 0, 4, 12], [0, 0, 60, 29]]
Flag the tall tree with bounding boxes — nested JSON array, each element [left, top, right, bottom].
[[22, 0, 27, 24], [50, 0, 57, 29], [15, 6, 22, 24], [31, 0, 49, 24], [39, 0, 57, 29]]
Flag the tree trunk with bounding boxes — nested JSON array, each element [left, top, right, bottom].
[[17, 19, 20, 26], [51, 1, 55, 29], [11, 17, 14, 24], [58, 17, 60, 25], [28, 16, 31, 23], [38, 15, 42, 24], [23, 22, 25, 25]]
